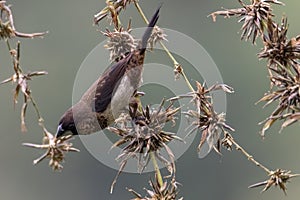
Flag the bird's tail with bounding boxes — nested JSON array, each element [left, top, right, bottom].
[[140, 5, 161, 54]]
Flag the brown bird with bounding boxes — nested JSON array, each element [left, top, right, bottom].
[[56, 7, 160, 137]]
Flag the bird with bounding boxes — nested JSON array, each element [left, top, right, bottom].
[[55, 7, 160, 138]]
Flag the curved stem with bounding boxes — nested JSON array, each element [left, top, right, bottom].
[[226, 133, 271, 174], [150, 152, 163, 187], [133, 0, 195, 93], [29, 95, 44, 126]]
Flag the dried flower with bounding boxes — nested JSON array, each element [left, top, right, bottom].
[[23, 127, 80, 171], [258, 17, 300, 71], [209, 0, 284, 44], [108, 99, 182, 192], [258, 71, 300, 137], [128, 174, 183, 200], [0, 1, 47, 40], [173, 64, 182, 80], [280, 112, 300, 129], [249, 169, 300, 194], [0, 42, 47, 131], [94, 0, 133, 27], [0, 20, 13, 40], [102, 26, 138, 61], [171, 81, 234, 158], [148, 26, 167, 50], [221, 132, 234, 151], [1, 69, 48, 105]]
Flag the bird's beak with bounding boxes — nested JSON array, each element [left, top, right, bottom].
[[55, 124, 65, 138]]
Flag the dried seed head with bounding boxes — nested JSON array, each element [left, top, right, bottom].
[[0, 20, 14, 39], [255, 16, 300, 136], [173, 64, 183, 80], [0, 42, 47, 131], [209, 0, 284, 44], [249, 169, 300, 195], [258, 17, 300, 68], [221, 133, 233, 151], [128, 175, 183, 200], [0, 1, 46, 39], [109, 99, 182, 192], [148, 26, 167, 50], [173, 81, 234, 158], [103, 27, 138, 61], [94, 0, 133, 27], [258, 74, 300, 137], [23, 127, 80, 171]]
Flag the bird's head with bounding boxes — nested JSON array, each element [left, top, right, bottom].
[[56, 108, 78, 138]]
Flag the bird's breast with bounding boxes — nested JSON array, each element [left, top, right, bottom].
[[110, 65, 143, 119]]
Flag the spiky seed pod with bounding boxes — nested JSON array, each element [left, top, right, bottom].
[[258, 17, 300, 70], [209, 0, 284, 44], [0, 1, 46, 39], [108, 100, 182, 192], [0, 21, 14, 40], [103, 28, 138, 61], [258, 73, 300, 136], [249, 169, 300, 195], [94, 0, 133, 26], [171, 81, 234, 158], [128, 175, 183, 200], [22, 128, 80, 171], [148, 26, 167, 50]]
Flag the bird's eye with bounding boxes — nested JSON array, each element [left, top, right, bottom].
[[69, 123, 75, 129]]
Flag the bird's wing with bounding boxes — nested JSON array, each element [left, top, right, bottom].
[[81, 54, 132, 113], [80, 6, 161, 113]]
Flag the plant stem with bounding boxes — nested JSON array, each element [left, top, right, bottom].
[[150, 152, 163, 187], [133, 1, 149, 24], [135, 93, 163, 186], [29, 95, 44, 126], [6, 39, 11, 51], [133, 0, 195, 92], [227, 133, 271, 174], [6, 40, 44, 128]]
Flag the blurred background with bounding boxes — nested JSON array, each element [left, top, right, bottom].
[[0, 0, 299, 199]]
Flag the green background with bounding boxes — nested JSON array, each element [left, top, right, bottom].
[[0, 0, 299, 199]]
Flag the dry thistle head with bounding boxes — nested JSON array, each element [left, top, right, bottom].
[[0, 1, 46, 39], [258, 17, 300, 70], [148, 26, 167, 50], [22, 127, 80, 171], [102, 25, 138, 62], [0, 19, 14, 40], [258, 71, 300, 136], [249, 169, 300, 195], [0, 1, 18, 39], [94, 0, 133, 27], [256, 16, 300, 136], [108, 99, 182, 192], [0, 42, 47, 131], [173, 64, 183, 80], [171, 81, 234, 158], [128, 174, 183, 200], [209, 0, 284, 44]]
